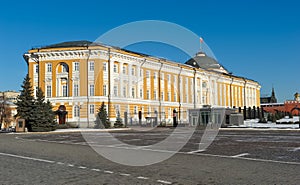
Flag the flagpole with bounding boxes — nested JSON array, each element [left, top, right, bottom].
[[199, 37, 203, 52]]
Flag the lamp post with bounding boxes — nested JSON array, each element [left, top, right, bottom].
[[229, 73, 233, 108], [77, 105, 81, 128], [173, 109, 178, 127], [298, 107, 300, 129]]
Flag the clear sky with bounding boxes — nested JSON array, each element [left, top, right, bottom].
[[0, 0, 299, 102]]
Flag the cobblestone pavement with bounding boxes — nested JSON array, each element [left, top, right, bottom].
[[0, 128, 299, 184]]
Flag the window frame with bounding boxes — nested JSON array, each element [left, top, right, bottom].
[[74, 62, 79, 72], [47, 63, 52, 73], [46, 85, 51, 98], [73, 84, 79, 97], [89, 61, 95, 71], [89, 84, 95, 96], [89, 104, 95, 115], [74, 105, 80, 117]]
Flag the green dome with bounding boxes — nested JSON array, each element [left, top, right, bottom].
[[185, 52, 228, 73]]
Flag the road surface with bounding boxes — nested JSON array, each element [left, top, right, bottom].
[[0, 128, 299, 184]]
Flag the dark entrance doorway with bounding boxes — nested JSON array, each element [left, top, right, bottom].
[[55, 105, 68, 124]]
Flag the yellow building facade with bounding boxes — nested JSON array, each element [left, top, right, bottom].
[[24, 41, 260, 127]]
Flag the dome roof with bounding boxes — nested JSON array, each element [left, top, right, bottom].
[[185, 52, 228, 73]]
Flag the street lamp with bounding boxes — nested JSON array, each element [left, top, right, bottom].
[[77, 105, 82, 128]]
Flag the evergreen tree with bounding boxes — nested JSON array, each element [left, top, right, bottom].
[[31, 88, 57, 131], [95, 102, 110, 128], [15, 74, 35, 131], [16, 75, 57, 132], [114, 110, 124, 128]]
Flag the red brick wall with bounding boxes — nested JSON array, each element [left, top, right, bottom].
[[263, 101, 300, 115]]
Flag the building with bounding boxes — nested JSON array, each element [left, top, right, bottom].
[[0, 91, 20, 103], [23, 41, 261, 127], [260, 87, 277, 104], [262, 92, 300, 115], [0, 91, 19, 129], [294, 92, 300, 101]]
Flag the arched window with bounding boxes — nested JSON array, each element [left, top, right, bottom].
[[62, 64, 68, 72], [56, 62, 69, 74]]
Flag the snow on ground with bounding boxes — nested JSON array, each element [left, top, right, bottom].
[[230, 119, 300, 129], [52, 128, 131, 133], [276, 116, 299, 123]]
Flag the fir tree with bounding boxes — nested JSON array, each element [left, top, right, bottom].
[[114, 110, 123, 128], [15, 74, 35, 131], [15, 75, 57, 132], [95, 102, 110, 128], [31, 88, 57, 131]]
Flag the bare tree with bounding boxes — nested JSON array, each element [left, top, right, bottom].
[[0, 92, 13, 130]]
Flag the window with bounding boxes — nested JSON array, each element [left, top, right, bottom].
[[168, 92, 171, 101], [154, 91, 157, 100], [89, 104, 95, 114], [114, 105, 120, 117], [34, 86, 37, 97], [74, 62, 79, 71], [35, 65, 39, 73], [161, 92, 164, 101], [113, 64, 117, 73], [62, 64, 68, 72], [46, 85, 51, 98], [47, 63, 52, 73], [167, 74, 171, 83], [74, 105, 80, 117], [89, 61, 94, 71], [147, 90, 150, 99], [134, 106, 138, 114], [114, 85, 118, 96], [62, 85, 68, 97], [103, 85, 107, 96], [73, 84, 79, 97], [89, 84, 94, 96], [131, 87, 135, 98], [131, 67, 135, 76], [140, 89, 143, 98], [123, 66, 126, 74], [103, 63, 107, 71], [123, 87, 126, 97], [168, 108, 172, 119], [35, 87, 39, 97], [146, 70, 150, 78], [154, 72, 157, 80], [202, 96, 206, 104]]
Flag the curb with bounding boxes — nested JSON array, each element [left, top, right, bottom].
[[220, 127, 300, 131], [6, 128, 133, 135]]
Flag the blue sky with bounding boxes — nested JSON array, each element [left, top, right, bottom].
[[0, 0, 299, 102]]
